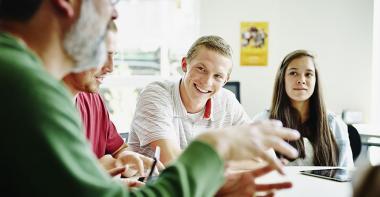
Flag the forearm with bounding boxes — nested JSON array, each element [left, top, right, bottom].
[[132, 141, 224, 196], [150, 139, 182, 166], [195, 131, 230, 161], [160, 147, 182, 166]]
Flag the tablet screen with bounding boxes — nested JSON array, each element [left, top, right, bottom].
[[300, 168, 352, 182]]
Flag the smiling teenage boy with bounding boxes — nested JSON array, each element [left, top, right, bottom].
[[128, 35, 251, 165]]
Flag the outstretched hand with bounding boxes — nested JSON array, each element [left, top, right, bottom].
[[216, 165, 292, 197], [196, 119, 300, 174]]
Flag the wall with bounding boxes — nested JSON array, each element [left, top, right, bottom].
[[371, 0, 380, 125], [198, 0, 374, 121]]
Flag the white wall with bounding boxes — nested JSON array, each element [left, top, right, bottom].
[[371, 0, 380, 125], [198, 0, 374, 121]]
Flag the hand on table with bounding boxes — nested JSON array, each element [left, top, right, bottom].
[[216, 165, 292, 197]]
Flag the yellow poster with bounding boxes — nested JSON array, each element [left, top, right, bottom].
[[240, 22, 268, 66]]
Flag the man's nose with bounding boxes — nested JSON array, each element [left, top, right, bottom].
[[102, 56, 114, 73], [111, 8, 118, 20], [202, 75, 213, 87]]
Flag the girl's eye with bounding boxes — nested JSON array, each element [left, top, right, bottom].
[[289, 71, 297, 76]]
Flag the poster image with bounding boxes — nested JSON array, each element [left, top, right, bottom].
[[240, 22, 268, 66]]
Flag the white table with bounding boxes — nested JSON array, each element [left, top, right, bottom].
[[255, 166, 353, 197], [353, 124, 380, 146], [353, 124, 380, 138]]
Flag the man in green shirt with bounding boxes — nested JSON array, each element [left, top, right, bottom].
[[0, 0, 300, 196]]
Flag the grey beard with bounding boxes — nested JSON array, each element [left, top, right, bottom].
[[63, 0, 108, 73]]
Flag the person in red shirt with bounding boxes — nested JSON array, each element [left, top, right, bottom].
[[63, 21, 162, 180]]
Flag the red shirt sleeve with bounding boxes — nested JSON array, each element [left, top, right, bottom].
[[75, 92, 124, 158], [105, 117, 124, 155]]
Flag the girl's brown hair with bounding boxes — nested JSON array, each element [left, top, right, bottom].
[[269, 50, 338, 166]]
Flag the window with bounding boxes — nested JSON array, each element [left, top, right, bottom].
[[101, 0, 198, 132]]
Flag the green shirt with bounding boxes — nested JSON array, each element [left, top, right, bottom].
[[0, 32, 224, 196]]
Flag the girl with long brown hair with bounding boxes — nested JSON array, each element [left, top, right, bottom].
[[254, 50, 353, 166]]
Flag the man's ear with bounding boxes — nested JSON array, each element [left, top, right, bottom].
[[51, 0, 75, 18], [181, 57, 187, 73]]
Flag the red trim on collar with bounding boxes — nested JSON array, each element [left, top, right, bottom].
[[203, 99, 211, 119]]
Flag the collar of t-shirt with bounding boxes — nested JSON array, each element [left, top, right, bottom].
[[174, 79, 213, 121], [187, 107, 204, 121], [186, 99, 212, 121]]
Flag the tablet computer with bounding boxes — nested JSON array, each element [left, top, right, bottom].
[[300, 168, 352, 182]]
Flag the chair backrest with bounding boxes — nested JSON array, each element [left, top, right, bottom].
[[120, 132, 129, 142], [347, 124, 362, 161], [224, 81, 241, 103]]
